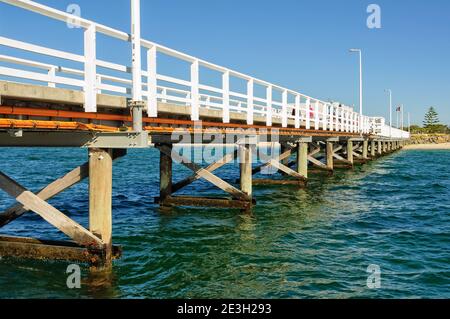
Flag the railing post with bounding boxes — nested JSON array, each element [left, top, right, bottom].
[[356, 114, 360, 133], [305, 98, 311, 130], [96, 75, 102, 94], [190, 59, 200, 121], [349, 112, 354, 132], [147, 46, 158, 117], [130, 0, 145, 131], [131, 0, 142, 102], [48, 67, 56, 88], [295, 94, 301, 129], [322, 103, 328, 131], [247, 78, 254, 125], [329, 104, 334, 131], [222, 70, 230, 123], [344, 111, 350, 132], [282, 89, 288, 128], [266, 85, 273, 127], [314, 100, 319, 130], [83, 24, 97, 112]]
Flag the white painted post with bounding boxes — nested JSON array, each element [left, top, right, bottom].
[[314, 100, 319, 130], [338, 108, 342, 132], [322, 103, 328, 131], [329, 104, 334, 131], [356, 114, 360, 133], [96, 75, 102, 94], [295, 94, 300, 129], [266, 85, 273, 127], [131, 0, 142, 102], [222, 70, 230, 123], [247, 78, 254, 125], [48, 67, 56, 88], [282, 89, 288, 128], [305, 98, 311, 130], [147, 46, 158, 117], [83, 24, 97, 112], [350, 113, 355, 133], [162, 88, 167, 103], [190, 59, 200, 121], [345, 111, 352, 132], [343, 110, 347, 132]]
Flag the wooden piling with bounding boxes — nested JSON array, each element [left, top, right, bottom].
[[159, 144, 173, 203], [89, 148, 113, 264], [347, 140, 354, 164], [370, 140, 376, 158], [240, 144, 253, 199], [362, 140, 369, 159], [326, 142, 334, 170], [297, 142, 308, 179]]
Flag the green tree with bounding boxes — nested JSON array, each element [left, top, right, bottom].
[[423, 107, 440, 132]]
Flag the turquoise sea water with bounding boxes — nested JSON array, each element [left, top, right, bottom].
[[0, 148, 449, 299]]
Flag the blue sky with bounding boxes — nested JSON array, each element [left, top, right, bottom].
[[1, 0, 449, 125]]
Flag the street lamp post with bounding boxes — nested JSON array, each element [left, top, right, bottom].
[[350, 49, 363, 134], [408, 112, 411, 134], [385, 89, 392, 138], [401, 104, 404, 132]]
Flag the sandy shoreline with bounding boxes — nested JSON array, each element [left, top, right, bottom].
[[403, 143, 450, 150]]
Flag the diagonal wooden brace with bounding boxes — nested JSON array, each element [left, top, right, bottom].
[[0, 172, 103, 248], [353, 151, 364, 159], [157, 145, 250, 201], [252, 147, 293, 175], [172, 150, 238, 193], [0, 150, 126, 228], [333, 152, 353, 164], [0, 163, 88, 228], [255, 148, 307, 181]]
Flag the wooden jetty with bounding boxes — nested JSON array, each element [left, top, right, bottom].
[[0, 0, 410, 266]]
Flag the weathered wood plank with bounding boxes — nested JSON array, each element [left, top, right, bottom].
[[0, 236, 121, 265], [89, 149, 113, 262], [297, 142, 309, 179], [326, 142, 334, 170], [239, 145, 253, 197], [253, 179, 306, 186], [159, 196, 253, 210]]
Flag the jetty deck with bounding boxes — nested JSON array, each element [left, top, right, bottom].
[[0, 0, 410, 266]]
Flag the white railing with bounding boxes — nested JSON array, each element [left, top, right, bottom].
[[369, 117, 410, 139], [0, 0, 408, 139]]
